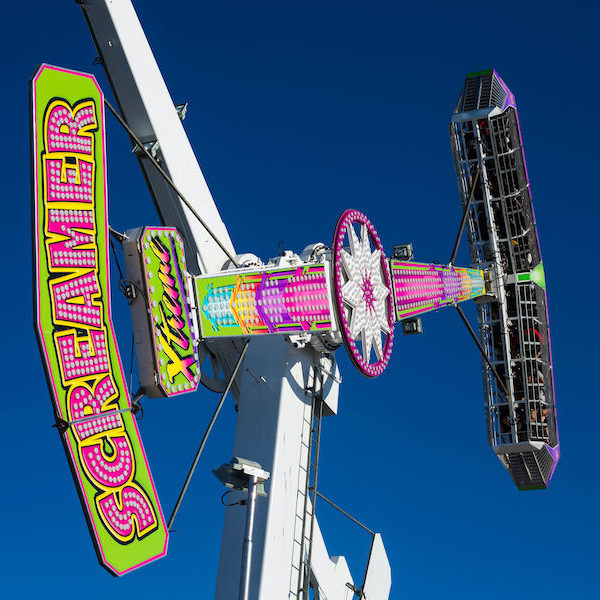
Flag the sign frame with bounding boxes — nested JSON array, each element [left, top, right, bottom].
[[31, 64, 168, 576]]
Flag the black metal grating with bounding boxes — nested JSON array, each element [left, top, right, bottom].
[[478, 73, 492, 108], [535, 445, 555, 483], [460, 77, 479, 112], [500, 451, 547, 489], [457, 71, 508, 113], [491, 77, 507, 110]]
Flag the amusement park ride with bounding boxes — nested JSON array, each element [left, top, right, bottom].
[[31, 1, 558, 598]]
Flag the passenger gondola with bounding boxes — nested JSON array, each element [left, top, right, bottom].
[[449, 70, 559, 489]]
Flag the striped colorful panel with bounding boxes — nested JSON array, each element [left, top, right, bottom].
[[390, 260, 485, 320], [456, 266, 486, 301], [196, 263, 334, 338]]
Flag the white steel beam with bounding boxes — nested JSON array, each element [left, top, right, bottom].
[[80, 0, 235, 274], [215, 336, 346, 599], [80, 3, 358, 598], [308, 504, 355, 600]]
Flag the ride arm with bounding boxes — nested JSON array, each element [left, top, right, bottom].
[[79, 0, 235, 275]]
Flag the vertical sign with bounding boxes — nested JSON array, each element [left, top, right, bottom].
[[32, 65, 168, 575], [123, 227, 200, 397]]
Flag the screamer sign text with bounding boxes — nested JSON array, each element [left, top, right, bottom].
[[32, 65, 168, 576]]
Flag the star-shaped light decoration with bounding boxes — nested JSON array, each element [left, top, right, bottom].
[[332, 210, 395, 377]]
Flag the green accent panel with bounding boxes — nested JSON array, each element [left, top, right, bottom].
[[517, 262, 546, 291], [466, 68, 493, 78], [531, 261, 546, 291]]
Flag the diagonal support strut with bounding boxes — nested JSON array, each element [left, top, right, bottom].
[[455, 305, 510, 398], [167, 340, 250, 530], [104, 98, 240, 268], [449, 166, 480, 266]]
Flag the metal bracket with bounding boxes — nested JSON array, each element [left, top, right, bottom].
[[52, 405, 136, 433], [175, 102, 188, 121], [52, 418, 69, 435], [119, 280, 137, 301], [287, 332, 311, 349], [393, 243, 414, 261], [132, 139, 160, 159], [401, 317, 423, 335], [346, 582, 364, 598]]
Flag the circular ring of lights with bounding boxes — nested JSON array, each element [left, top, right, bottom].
[[332, 209, 395, 377]]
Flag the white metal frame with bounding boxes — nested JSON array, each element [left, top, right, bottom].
[[80, 2, 385, 598]]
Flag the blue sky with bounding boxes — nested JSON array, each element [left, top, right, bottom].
[[3, 0, 598, 597]]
